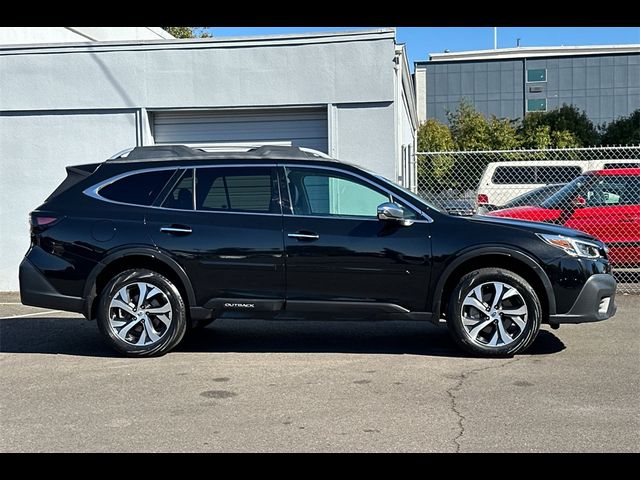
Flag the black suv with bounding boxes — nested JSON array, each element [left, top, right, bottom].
[[19, 145, 617, 357]]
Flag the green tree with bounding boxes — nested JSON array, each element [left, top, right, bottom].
[[600, 109, 640, 145], [417, 118, 455, 152], [416, 119, 456, 193], [551, 130, 580, 148], [447, 100, 491, 150], [520, 122, 552, 149], [545, 104, 599, 146], [520, 111, 581, 148], [162, 27, 212, 39], [487, 116, 520, 150]]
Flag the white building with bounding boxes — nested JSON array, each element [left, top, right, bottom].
[[0, 27, 174, 44], [0, 28, 417, 290]]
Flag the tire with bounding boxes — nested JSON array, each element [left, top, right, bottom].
[[97, 268, 187, 357], [446, 268, 542, 357]]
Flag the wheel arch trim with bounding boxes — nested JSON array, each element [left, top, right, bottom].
[[82, 246, 196, 319], [431, 246, 556, 317]]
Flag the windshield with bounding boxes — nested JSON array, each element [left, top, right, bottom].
[[374, 175, 445, 214], [541, 175, 595, 209], [504, 183, 563, 208]]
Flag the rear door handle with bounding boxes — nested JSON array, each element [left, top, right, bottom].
[[288, 231, 320, 240], [160, 225, 192, 235]]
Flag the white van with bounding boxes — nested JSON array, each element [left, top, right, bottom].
[[476, 159, 640, 207]]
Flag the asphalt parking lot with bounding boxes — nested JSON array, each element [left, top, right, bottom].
[[0, 292, 638, 453]]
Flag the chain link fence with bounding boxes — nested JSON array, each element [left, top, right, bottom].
[[416, 145, 640, 294]]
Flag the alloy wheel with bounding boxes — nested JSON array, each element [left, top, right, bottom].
[[460, 281, 528, 348], [108, 282, 173, 346]]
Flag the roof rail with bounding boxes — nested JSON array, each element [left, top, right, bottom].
[[106, 144, 334, 162], [298, 147, 332, 159], [247, 145, 332, 159], [107, 145, 205, 162], [108, 147, 136, 159]]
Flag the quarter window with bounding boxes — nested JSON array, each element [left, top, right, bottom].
[[196, 167, 279, 213], [527, 69, 547, 83], [99, 170, 174, 206]]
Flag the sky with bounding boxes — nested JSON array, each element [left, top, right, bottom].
[[206, 27, 640, 71]]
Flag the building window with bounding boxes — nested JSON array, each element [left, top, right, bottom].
[[527, 68, 547, 83], [527, 99, 547, 112]]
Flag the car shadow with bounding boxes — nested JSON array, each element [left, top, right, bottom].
[[0, 316, 566, 358]]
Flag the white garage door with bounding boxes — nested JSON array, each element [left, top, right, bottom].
[[152, 108, 328, 152]]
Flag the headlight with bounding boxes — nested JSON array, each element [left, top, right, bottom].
[[537, 233, 603, 259]]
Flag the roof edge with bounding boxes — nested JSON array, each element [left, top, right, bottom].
[[0, 28, 396, 53], [421, 44, 640, 63]]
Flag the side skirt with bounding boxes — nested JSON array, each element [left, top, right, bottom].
[[195, 298, 437, 324]]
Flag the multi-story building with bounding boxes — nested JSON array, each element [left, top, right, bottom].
[[415, 44, 640, 126]]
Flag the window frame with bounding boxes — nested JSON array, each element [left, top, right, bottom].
[[279, 164, 427, 222], [93, 168, 176, 207], [526, 68, 547, 83], [84, 163, 433, 222], [526, 98, 548, 112], [194, 166, 280, 214], [156, 168, 195, 210]]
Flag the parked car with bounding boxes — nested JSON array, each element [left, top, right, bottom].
[[477, 159, 640, 207], [478, 183, 565, 214], [20, 145, 617, 358], [440, 198, 477, 216], [488, 168, 640, 267]]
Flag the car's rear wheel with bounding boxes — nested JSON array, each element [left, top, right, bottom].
[[447, 268, 541, 357], [97, 269, 187, 357]]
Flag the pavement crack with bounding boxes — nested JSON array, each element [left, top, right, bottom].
[[446, 357, 522, 453]]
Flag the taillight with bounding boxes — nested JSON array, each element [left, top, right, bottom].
[[30, 213, 62, 230], [33, 216, 58, 226], [477, 194, 489, 204]]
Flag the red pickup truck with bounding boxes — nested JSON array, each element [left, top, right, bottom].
[[487, 168, 640, 267]]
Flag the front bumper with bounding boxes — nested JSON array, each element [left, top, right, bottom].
[[19, 259, 84, 313], [549, 273, 617, 324]]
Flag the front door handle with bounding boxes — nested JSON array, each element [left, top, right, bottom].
[[160, 225, 193, 235], [288, 231, 320, 241]]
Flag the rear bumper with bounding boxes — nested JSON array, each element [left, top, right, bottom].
[[549, 273, 617, 324], [19, 259, 84, 313]]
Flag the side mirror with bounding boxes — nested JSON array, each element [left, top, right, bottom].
[[377, 202, 413, 226]]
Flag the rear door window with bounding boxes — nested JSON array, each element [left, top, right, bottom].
[[100, 170, 174, 206], [162, 169, 194, 210], [195, 167, 280, 213]]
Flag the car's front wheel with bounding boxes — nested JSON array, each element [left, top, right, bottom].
[[447, 268, 541, 357], [97, 269, 187, 357]]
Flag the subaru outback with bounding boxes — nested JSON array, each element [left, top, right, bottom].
[[19, 145, 617, 357]]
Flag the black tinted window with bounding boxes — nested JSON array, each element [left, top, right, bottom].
[[536, 166, 581, 184], [162, 169, 193, 210], [492, 166, 536, 184], [492, 165, 581, 184], [196, 167, 278, 213], [100, 170, 173, 206]]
